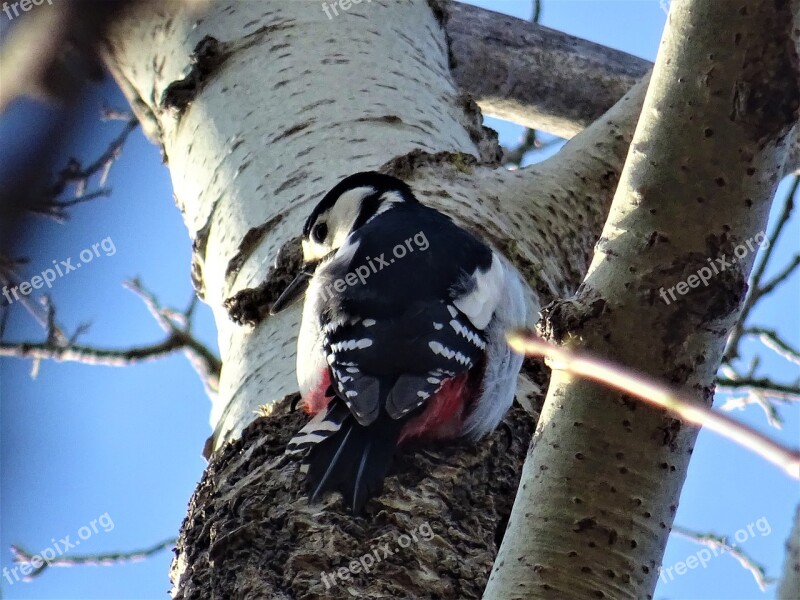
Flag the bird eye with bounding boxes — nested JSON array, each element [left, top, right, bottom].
[[311, 222, 328, 243]]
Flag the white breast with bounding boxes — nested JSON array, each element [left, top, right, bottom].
[[296, 237, 360, 396]]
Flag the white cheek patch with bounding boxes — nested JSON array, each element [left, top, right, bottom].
[[453, 254, 505, 330], [329, 186, 375, 249], [303, 238, 329, 262]]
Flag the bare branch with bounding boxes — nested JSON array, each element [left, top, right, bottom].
[[123, 278, 220, 395], [498, 0, 553, 169], [718, 392, 785, 429], [0, 261, 68, 345], [31, 116, 140, 222], [672, 526, 774, 591], [506, 330, 800, 480], [447, 3, 800, 175], [716, 377, 800, 401], [742, 328, 800, 367], [10, 538, 175, 581], [724, 176, 798, 362], [0, 336, 187, 364], [0, 278, 220, 394], [759, 254, 800, 298]]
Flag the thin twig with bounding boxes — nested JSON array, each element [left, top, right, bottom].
[[10, 538, 176, 581], [506, 330, 800, 479], [741, 328, 800, 367], [1, 279, 220, 393], [716, 377, 800, 400], [32, 115, 140, 222], [724, 176, 798, 362], [758, 254, 800, 298], [123, 278, 221, 395], [718, 393, 784, 428], [672, 526, 774, 591]]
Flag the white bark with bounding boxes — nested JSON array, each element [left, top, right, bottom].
[[104, 0, 495, 453], [99, 0, 799, 596], [778, 504, 800, 599], [484, 0, 799, 598], [102, 0, 643, 458]]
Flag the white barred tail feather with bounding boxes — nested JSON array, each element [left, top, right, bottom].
[[291, 393, 405, 514]]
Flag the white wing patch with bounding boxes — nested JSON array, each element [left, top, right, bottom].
[[453, 254, 505, 330]]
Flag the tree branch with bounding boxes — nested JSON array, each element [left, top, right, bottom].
[[716, 377, 800, 400], [485, 0, 800, 596], [0, 278, 220, 394], [741, 328, 800, 367], [10, 538, 175, 581], [671, 526, 774, 591], [31, 115, 140, 223], [447, 2, 649, 139], [446, 2, 800, 175], [507, 331, 800, 479]]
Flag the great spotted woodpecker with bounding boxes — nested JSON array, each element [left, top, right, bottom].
[[271, 172, 528, 513]]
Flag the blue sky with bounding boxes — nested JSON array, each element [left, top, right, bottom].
[[1, 2, 797, 599]]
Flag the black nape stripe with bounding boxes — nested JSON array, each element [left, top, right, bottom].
[[303, 172, 417, 238]]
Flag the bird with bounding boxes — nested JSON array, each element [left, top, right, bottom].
[[271, 171, 529, 513]]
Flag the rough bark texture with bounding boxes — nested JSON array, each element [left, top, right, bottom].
[[484, 1, 800, 599], [170, 399, 535, 599]]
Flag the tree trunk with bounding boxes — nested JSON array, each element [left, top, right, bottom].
[[484, 1, 799, 598], [100, 0, 798, 598]]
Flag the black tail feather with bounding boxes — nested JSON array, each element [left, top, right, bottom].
[[305, 398, 404, 513]]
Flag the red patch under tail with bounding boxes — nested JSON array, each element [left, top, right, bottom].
[[303, 369, 333, 415], [398, 373, 470, 444]]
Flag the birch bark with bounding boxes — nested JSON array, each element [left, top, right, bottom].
[[484, 1, 799, 598]]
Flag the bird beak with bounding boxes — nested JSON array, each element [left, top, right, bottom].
[[270, 262, 316, 315]]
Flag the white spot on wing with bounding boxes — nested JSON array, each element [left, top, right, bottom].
[[330, 338, 373, 352], [449, 318, 487, 350], [428, 341, 473, 367]]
